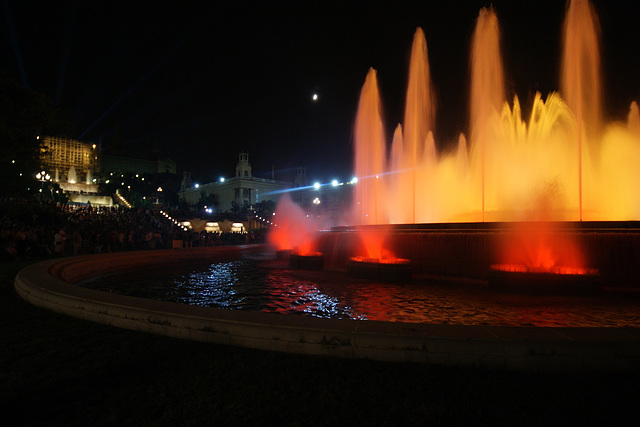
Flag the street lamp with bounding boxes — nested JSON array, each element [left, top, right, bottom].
[[36, 170, 51, 199], [36, 170, 50, 183]]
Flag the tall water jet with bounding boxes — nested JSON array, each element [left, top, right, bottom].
[[67, 166, 77, 184], [352, 68, 390, 260], [561, 0, 602, 221], [353, 68, 387, 227], [469, 7, 505, 222], [402, 27, 435, 223], [348, 0, 639, 224], [388, 124, 404, 222]]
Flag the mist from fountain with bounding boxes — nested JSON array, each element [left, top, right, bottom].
[[268, 193, 319, 255]]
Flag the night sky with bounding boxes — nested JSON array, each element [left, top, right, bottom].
[[3, 0, 640, 183]]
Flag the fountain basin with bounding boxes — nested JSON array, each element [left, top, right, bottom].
[[488, 264, 600, 294], [317, 221, 640, 288], [276, 249, 292, 262], [13, 245, 640, 371], [347, 256, 412, 282], [289, 252, 324, 270]]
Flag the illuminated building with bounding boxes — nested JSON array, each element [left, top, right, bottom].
[[39, 136, 98, 187], [178, 152, 290, 212]]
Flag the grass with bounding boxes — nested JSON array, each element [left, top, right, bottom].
[[2, 259, 639, 426]]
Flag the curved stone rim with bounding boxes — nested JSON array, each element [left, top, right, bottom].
[[14, 246, 640, 372]]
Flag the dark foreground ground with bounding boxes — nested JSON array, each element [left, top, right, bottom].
[[2, 259, 639, 426]]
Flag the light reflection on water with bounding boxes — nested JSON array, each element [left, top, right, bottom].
[[80, 257, 640, 327]]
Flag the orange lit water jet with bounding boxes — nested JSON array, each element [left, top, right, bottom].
[[351, 0, 637, 275], [352, 0, 639, 224]]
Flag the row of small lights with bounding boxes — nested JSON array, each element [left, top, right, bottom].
[[32, 168, 155, 203], [313, 177, 358, 190], [105, 173, 145, 185], [31, 168, 147, 187], [193, 177, 357, 190], [307, 178, 359, 216], [159, 210, 189, 231], [115, 193, 132, 208], [253, 210, 277, 227]]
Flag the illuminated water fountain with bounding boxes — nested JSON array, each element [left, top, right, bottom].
[[269, 194, 324, 269], [342, 0, 640, 288], [67, 166, 77, 184], [13, 1, 640, 371], [349, 71, 412, 280], [355, 0, 640, 224]]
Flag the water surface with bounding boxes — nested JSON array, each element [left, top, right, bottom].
[[80, 256, 640, 327]]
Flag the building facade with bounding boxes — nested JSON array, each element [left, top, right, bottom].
[[178, 153, 290, 212], [39, 136, 98, 183]]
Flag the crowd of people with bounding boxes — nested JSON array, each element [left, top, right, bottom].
[[0, 199, 265, 261]]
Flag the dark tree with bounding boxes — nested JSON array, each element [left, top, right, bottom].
[[198, 191, 219, 212], [230, 200, 250, 220], [254, 199, 277, 218], [0, 74, 75, 197]]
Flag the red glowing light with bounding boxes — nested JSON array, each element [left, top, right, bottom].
[[347, 255, 413, 282], [490, 263, 598, 276], [494, 218, 600, 283], [350, 256, 410, 265], [268, 194, 318, 254], [292, 250, 323, 257]]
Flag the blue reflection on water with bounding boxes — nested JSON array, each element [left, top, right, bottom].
[[80, 256, 640, 327]]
